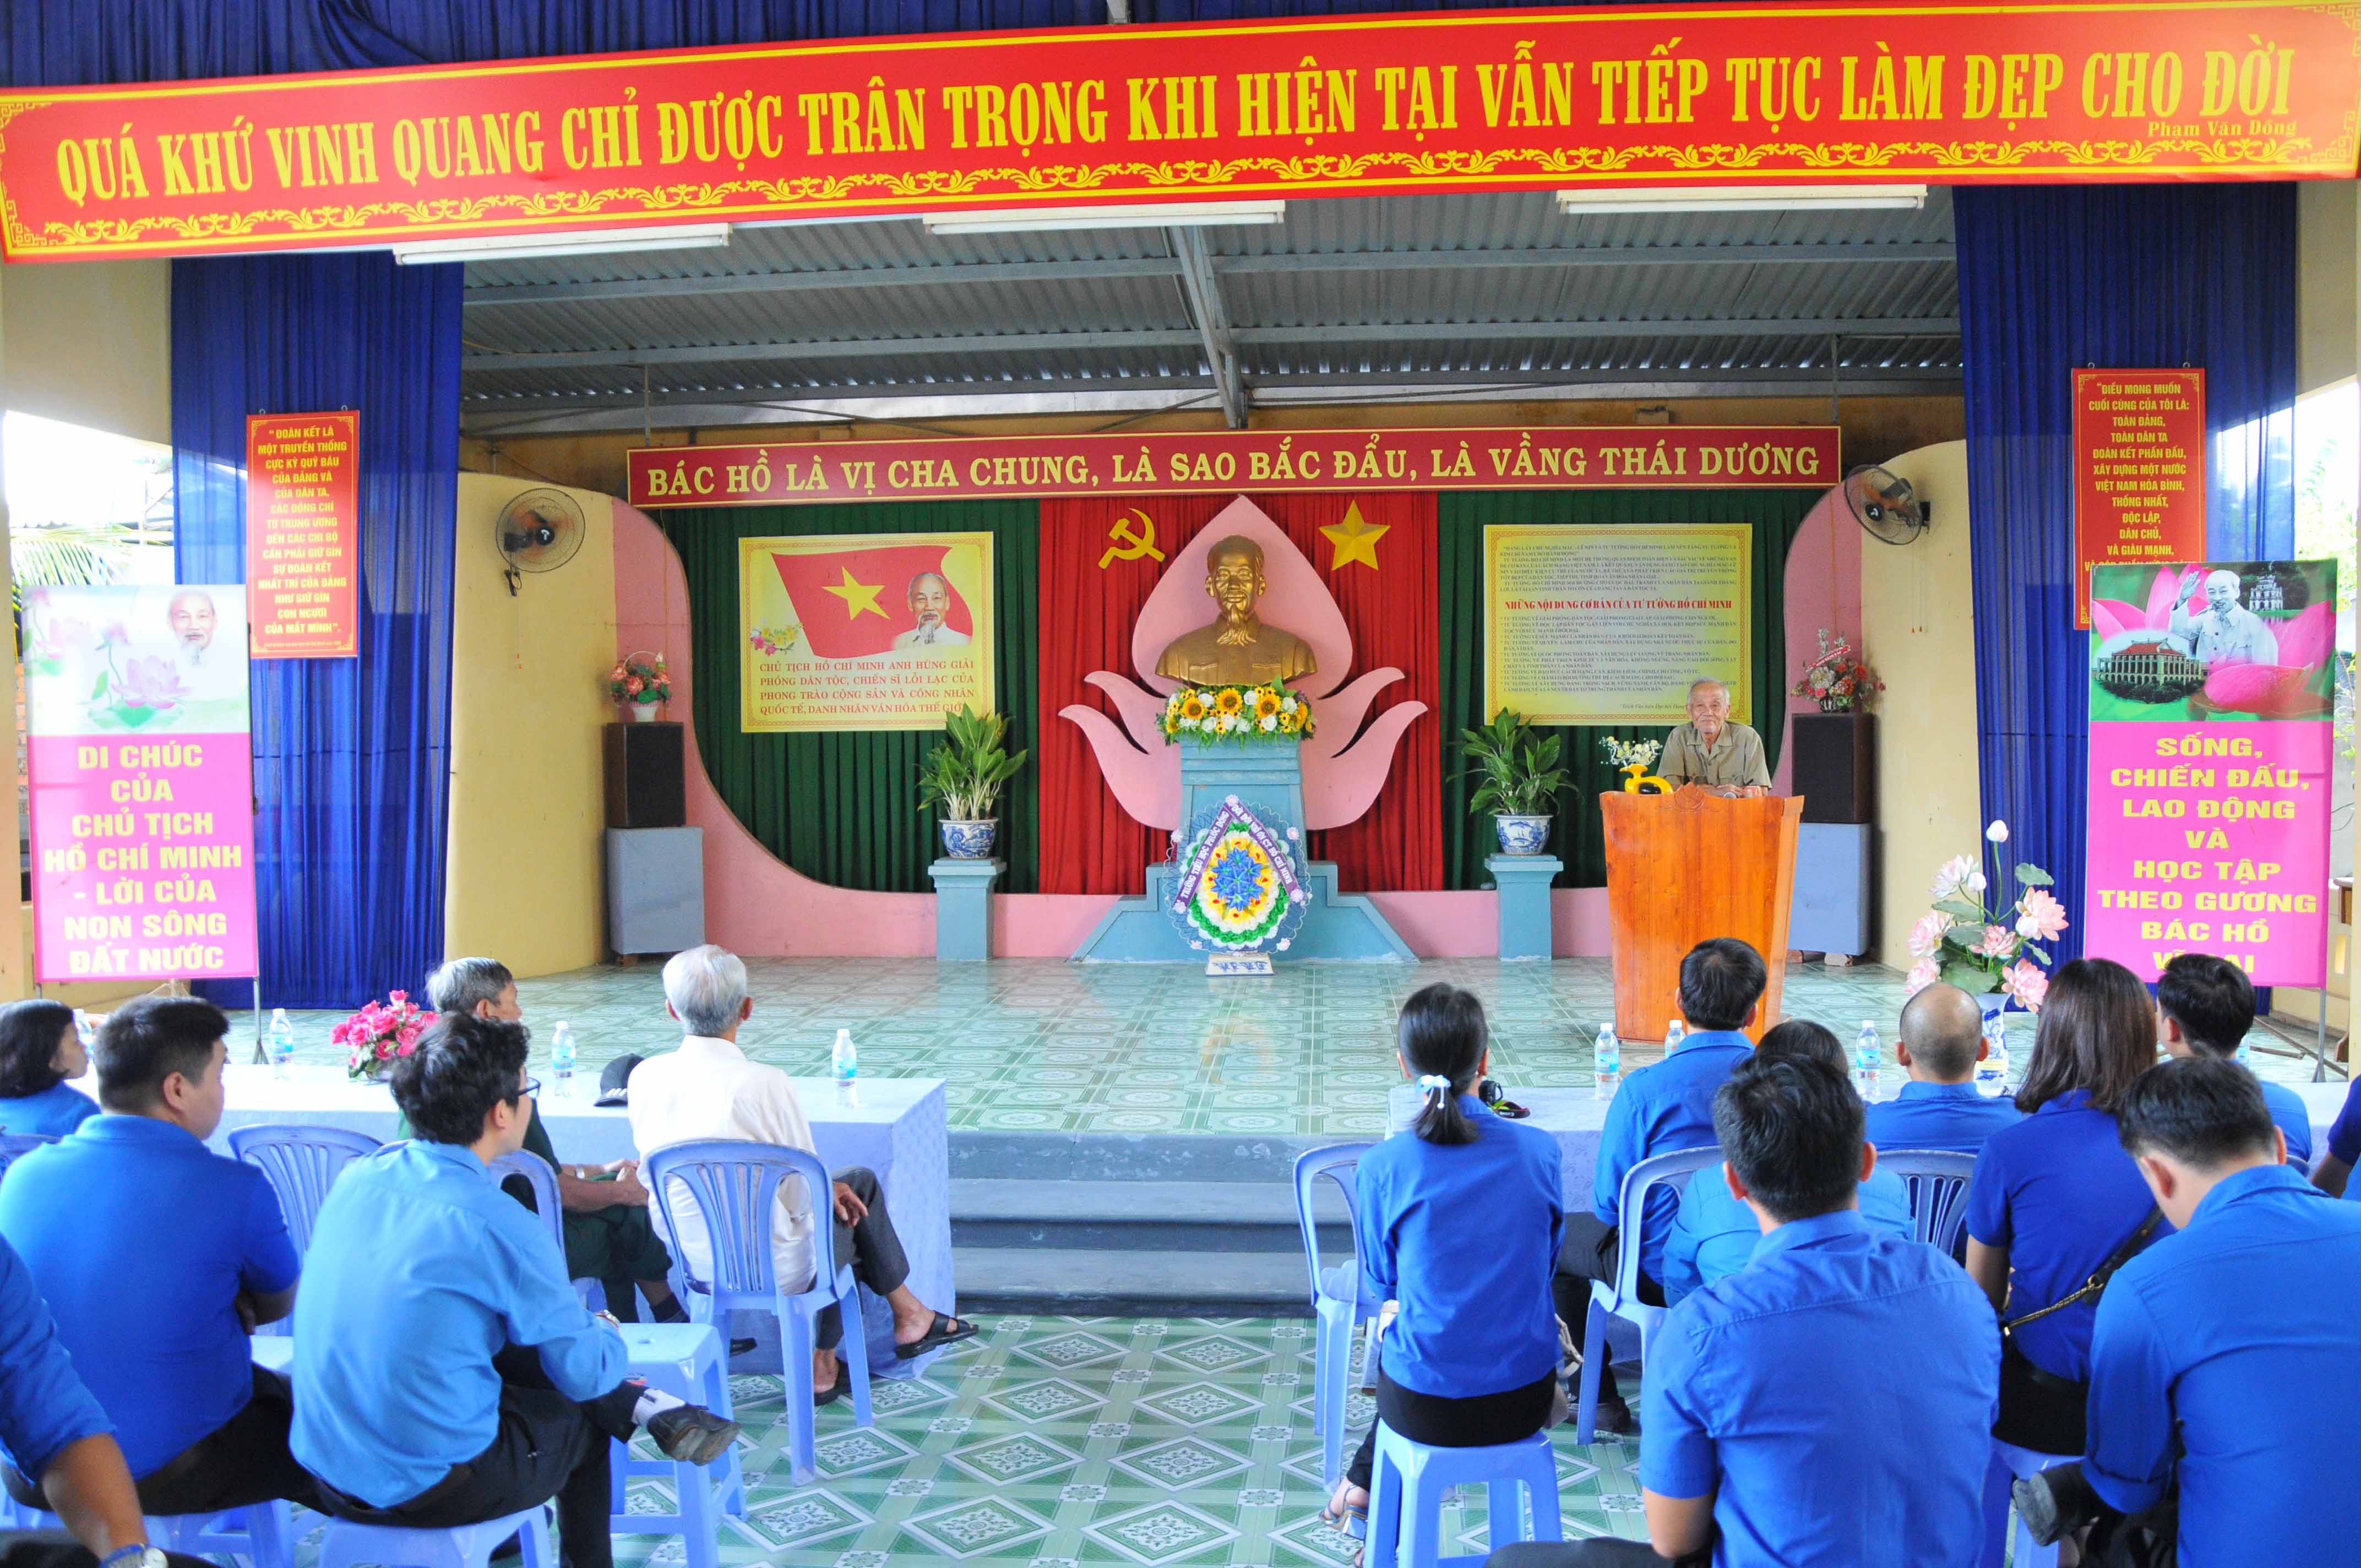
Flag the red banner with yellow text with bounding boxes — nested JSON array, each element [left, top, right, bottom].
[[3, 1, 2355, 261], [632, 426, 1840, 509]]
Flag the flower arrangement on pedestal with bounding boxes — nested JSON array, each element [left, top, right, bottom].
[[1791, 629, 1885, 713], [607, 652, 671, 716], [1904, 819, 2067, 1011], [1161, 680, 1313, 743], [335, 991, 431, 1081], [1600, 736, 1673, 794]]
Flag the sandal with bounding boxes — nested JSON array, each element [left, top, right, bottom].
[[895, 1311, 983, 1359], [813, 1374, 847, 1408]]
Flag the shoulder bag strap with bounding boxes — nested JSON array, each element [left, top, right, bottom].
[[2000, 1208, 2163, 1333]]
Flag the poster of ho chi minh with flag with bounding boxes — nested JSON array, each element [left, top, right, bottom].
[[739, 533, 995, 732]]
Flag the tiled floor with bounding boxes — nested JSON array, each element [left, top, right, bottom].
[[591, 1313, 1644, 1567], [270, 956, 2329, 1138]]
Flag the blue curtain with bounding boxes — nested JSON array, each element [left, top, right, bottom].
[[1955, 183, 2297, 963], [171, 253, 461, 1008]]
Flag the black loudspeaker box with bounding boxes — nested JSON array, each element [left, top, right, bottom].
[[1791, 712, 1875, 825], [604, 721, 686, 829]]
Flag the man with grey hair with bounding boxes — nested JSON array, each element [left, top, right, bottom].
[[627, 946, 976, 1398], [2169, 568, 2278, 668], [423, 957, 692, 1329], [1657, 678, 1771, 796]]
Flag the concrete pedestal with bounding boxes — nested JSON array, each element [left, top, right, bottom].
[[1488, 854, 1563, 961], [929, 858, 1003, 961]]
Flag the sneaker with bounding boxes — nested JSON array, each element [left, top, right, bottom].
[[648, 1404, 743, 1466], [1590, 1395, 1638, 1436]]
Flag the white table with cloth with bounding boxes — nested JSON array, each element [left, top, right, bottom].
[[204, 1063, 954, 1378]]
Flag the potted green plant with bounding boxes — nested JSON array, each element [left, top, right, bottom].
[[1457, 708, 1573, 855], [918, 705, 1029, 859]]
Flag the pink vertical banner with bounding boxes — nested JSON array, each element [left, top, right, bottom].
[[23, 586, 258, 984], [2085, 559, 2338, 986]]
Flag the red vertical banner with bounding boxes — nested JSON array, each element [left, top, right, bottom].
[[1037, 492, 1440, 896], [2073, 369, 2207, 628], [246, 411, 359, 658]]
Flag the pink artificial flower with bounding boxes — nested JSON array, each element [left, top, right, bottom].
[[2015, 888, 2068, 942], [2001, 961, 2050, 1011], [396, 1042, 416, 1056], [1904, 957, 1940, 998], [625, 676, 644, 695], [1930, 855, 1978, 901], [1977, 924, 2019, 959], [389, 990, 407, 1003], [116, 656, 186, 711], [1908, 911, 1951, 960]]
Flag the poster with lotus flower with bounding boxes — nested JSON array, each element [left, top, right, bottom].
[[24, 586, 258, 985], [2083, 559, 2335, 987]]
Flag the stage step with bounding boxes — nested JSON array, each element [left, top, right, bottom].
[[956, 1244, 1316, 1317], [952, 1177, 1350, 1254]]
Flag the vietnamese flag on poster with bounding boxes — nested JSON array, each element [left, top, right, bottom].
[[768, 542, 974, 658]]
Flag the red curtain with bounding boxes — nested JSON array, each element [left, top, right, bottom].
[[1037, 492, 1440, 895]]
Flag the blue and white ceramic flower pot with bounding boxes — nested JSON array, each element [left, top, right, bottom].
[[1493, 814, 1553, 856], [939, 819, 998, 859]]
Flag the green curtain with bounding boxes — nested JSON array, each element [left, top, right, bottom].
[[660, 499, 1041, 894], [1436, 489, 1814, 890]]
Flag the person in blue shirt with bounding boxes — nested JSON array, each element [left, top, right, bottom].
[[1495, 1053, 1999, 1567], [0, 998, 314, 1518], [1662, 1022, 1912, 1304], [1319, 985, 1563, 1548], [0, 1002, 97, 1140], [292, 1013, 739, 1568], [2153, 951, 2312, 1168], [1552, 938, 1763, 1433], [1864, 983, 2022, 1154], [2315, 1072, 2361, 1196], [1964, 957, 2164, 1458], [2012, 1056, 2361, 1568], [0, 1231, 180, 1568]]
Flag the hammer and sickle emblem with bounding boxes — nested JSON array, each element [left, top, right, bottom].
[[1097, 508, 1167, 570]]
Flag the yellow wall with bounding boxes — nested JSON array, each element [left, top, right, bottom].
[[0, 259, 172, 444], [1862, 440, 1980, 966], [444, 475, 616, 978], [2298, 179, 2358, 396]]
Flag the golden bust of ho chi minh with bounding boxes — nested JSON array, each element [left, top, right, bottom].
[[1153, 535, 1318, 687]]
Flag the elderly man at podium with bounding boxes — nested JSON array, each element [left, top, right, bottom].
[[1658, 678, 1771, 797]]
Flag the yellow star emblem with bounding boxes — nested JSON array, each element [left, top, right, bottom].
[[822, 566, 888, 620], [1320, 503, 1389, 571]]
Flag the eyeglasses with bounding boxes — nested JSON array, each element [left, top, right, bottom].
[[512, 1077, 542, 1102]]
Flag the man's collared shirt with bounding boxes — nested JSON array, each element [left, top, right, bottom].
[[1644, 1210, 1998, 1567], [1357, 1096, 1563, 1399], [1863, 1080, 2022, 1155], [2086, 1164, 2361, 1568], [0, 1234, 110, 1485], [2169, 601, 2278, 667], [0, 1114, 297, 1477], [0, 1082, 98, 1139], [1965, 1088, 2164, 1381], [628, 1036, 821, 1294], [1594, 1030, 1754, 1282], [292, 1139, 625, 1508], [2330, 1074, 2361, 1170], [1657, 721, 1771, 788], [1662, 1160, 1912, 1304]]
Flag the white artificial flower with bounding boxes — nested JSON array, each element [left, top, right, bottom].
[[1930, 854, 1976, 900], [1260, 715, 1278, 732], [1967, 872, 1988, 892], [1987, 820, 2010, 844]]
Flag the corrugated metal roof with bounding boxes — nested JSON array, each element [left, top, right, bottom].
[[459, 187, 1960, 432]]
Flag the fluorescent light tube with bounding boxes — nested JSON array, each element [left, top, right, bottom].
[[391, 224, 733, 265], [1555, 185, 1928, 215], [923, 202, 1285, 236]]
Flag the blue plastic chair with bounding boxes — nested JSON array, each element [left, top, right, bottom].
[[1876, 1148, 1979, 1253], [318, 1504, 550, 1568], [645, 1140, 874, 1485], [0, 1133, 56, 1179], [1291, 1143, 1379, 1490], [1365, 1423, 1562, 1568], [229, 1125, 383, 1254], [1574, 1145, 1722, 1444], [611, 1321, 747, 1568], [3, 1502, 294, 1568], [486, 1150, 605, 1310]]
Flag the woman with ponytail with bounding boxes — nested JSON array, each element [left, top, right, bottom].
[[1320, 983, 1565, 1547]]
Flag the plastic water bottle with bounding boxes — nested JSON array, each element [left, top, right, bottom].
[[268, 1008, 296, 1079], [832, 1027, 859, 1086], [1976, 1009, 2011, 1098], [1664, 1019, 1685, 1051], [550, 1022, 576, 1098], [2234, 1036, 2255, 1069], [1854, 1021, 1882, 1102], [1593, 1024, 1622, 1100]]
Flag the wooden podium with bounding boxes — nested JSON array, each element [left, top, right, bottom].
[[1601, 790, 1804, 1043]]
